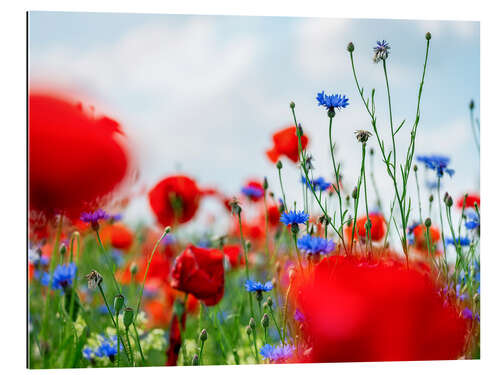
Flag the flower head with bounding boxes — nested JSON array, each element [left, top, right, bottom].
[[245, 279, 273, 293], [266, 126, 309, 163], [241, 180, 265, 201], [354, 130, 372, 143], [52, 262, 77, 290], [80, 209, 110, 230], [297, 234, 335, 256], [82, 347, 94, 360], [301, 176, 331, 192], [260, 343, 295, 362], [465, 211, 480, 230], [316, 91, 349, 113], [85, 270, 103, 290], [373, 40, 390, 62], [280, 210, 309, 226], [417, 155, 455, 177], [445, 237, 471, 248], [95, 335, 121, 359]]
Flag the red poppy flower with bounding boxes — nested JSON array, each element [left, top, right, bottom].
[[29, 92, 131, 220], [266, 126, 309, 163], [166, 313, 185, 366], [267, 204, 281, 227], [100, 223, 134, 250], [413, 224, 441, 253], [223, 244, 245, 268], [293, 255, 468, 362], [148, 175, 202, 227], [457, 194, 480, 209], [170, 245, 225, 306], [345, 213, 386, 243]]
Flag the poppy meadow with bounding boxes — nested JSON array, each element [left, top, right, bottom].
[[28, 31, 480, 368]]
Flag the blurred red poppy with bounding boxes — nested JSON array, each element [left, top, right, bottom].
[[413, 224, 441, 254], [170, 245, 225, 306], [241, 180, 265, 202], [100, 223, 134, 250], [294, 255, 468, 362], [457, 194, 480, 209], [345, 213, 386, 243], [148, 175, 202, 227], [223, 244, 245, 268], [266, 126, 308, 163], [29, 93, 131, 220], [267, 204, 281, 227]]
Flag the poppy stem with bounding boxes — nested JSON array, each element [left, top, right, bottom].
[[236, 210, 255, 319], [132, 322, 145, 365], [134, 227, 170, 322], [94, 229, 122, 294], [360, 143, 373, 254]]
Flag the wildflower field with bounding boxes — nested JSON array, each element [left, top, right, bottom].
[[28, 31, 480, 368]]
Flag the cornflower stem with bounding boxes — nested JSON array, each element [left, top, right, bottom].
[[361, 143, 373, 253], [237, 211, 255, 319], [290, 106, 347, 249], [437, 178, 449, 282], [278, 168, 288, 212], [97, 284, 132, 365], [267, 305, 284, 345], [292, 231, 304, 275], [263, 192, 271, 262], [263, 326, 268, 344], [116, 310, 120, 367], [199, 340, 205, 365], [134, 228, 169, 322], [328, 116, 347, 253], [469, 103, 480, 153], [350, 159, 364, 255], [414, 168, 424, 223], [132, 322, 145, 364], [251, 327, 260, 364], [382, 59, 397, 181], [94, 229, 122, 294]]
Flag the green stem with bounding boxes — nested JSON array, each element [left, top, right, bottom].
[[278, 168, 288, 212], [237, 211, 255, 319], [132, 322, 145, 364], [361, 143, 372, 253], [95, 230, 121, 294]]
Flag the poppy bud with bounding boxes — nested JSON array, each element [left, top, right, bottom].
[[425, 217, 432, 228], [425, 32, 432, 40], [130, 262, 138, 276], [290, 101, 295, 109], [245, 240, 252, 251], [164, 226, 171, 234], [261, 313, 270, 328], [276, 160, 283, 170], [199, 329, 208, 342], [429, 195, 434, 203], [347, 42, 355, 52], [352, 187, 358, 200], [469, 100, 474, 110], [245, 325, 252, 336], [249, 317, 256, 330], [263, 177, 269, 190], [192, 354, 199, 366], [413, 164, 418, 172], [114, 294, 125, 313], [123, 307, 134, 329]]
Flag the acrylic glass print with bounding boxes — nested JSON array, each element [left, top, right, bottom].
[[27, 12, 480, 368]]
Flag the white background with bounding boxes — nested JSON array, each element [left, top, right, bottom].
[[1, 0, 498, 374]]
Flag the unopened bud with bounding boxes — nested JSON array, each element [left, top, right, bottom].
[[290, 101, 295, 109], [123, 307, 134, 329], [263, 177, 269, 190], [199, 328, 208, 342], [245, 240, 252, 251], [249, 317, 256, 330], [130, 262, 138, 276], [245, 325, 252, 336], [347, 42, 355, 52], [429, 195, 434, 203], [413, 164, 418, 172], [469, 100, 475, 110], [164, 226, 171, 234], [192, 354, 199, 366], [276, 160, 283, 170], [425, 217, 432, 228], [425, 32, 432, 41], [114, 294, 125, 313], [261, 313, 270, 328], [352, 187, 358, 200], [266, 296, 273, 308], [59, 243, 67, 256]]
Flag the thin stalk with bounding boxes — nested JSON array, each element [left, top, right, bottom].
[[415, 168, 424, 224], [236, 211, 255, 319], [361, 143, 373, 253], [132, 322, 145, 364], [94, 230, 121, 294]]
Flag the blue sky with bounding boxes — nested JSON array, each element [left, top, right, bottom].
[[28, 12, 479, 232]]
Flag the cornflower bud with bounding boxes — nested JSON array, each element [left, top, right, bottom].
[[114, 294, 125, 313], [347, 42, 355, 52], [192, 354, 199, 365], [199, 329, 208, 342], [249, 317, 256, 330], [123, 307, 134, 329], [261, 313, 270, 328], [425, 217, 432, 228]]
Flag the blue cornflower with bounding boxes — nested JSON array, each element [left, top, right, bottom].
[[301, 176, 331, 192], [241, 185, 264, 199], [35, 270, 51, 286], [294, 309, 305, 323], [82, 347, 94, 360], [95, 335, 121, 359], [316, 91, 349, 112], [297, 234, 335, 255], [260, 343, 295, 362], [445, 237, 471, 248], [373, 40, 390, 62], [245, 279, 273, 293], [462, 307, 480, 322], [465, 211, 480, 230], [110, 213, 123, 222], [51, 263, 77, 290], [80, 209, 110, 230], [416, 155, 455, 178], [280, 210, 309, 226]]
